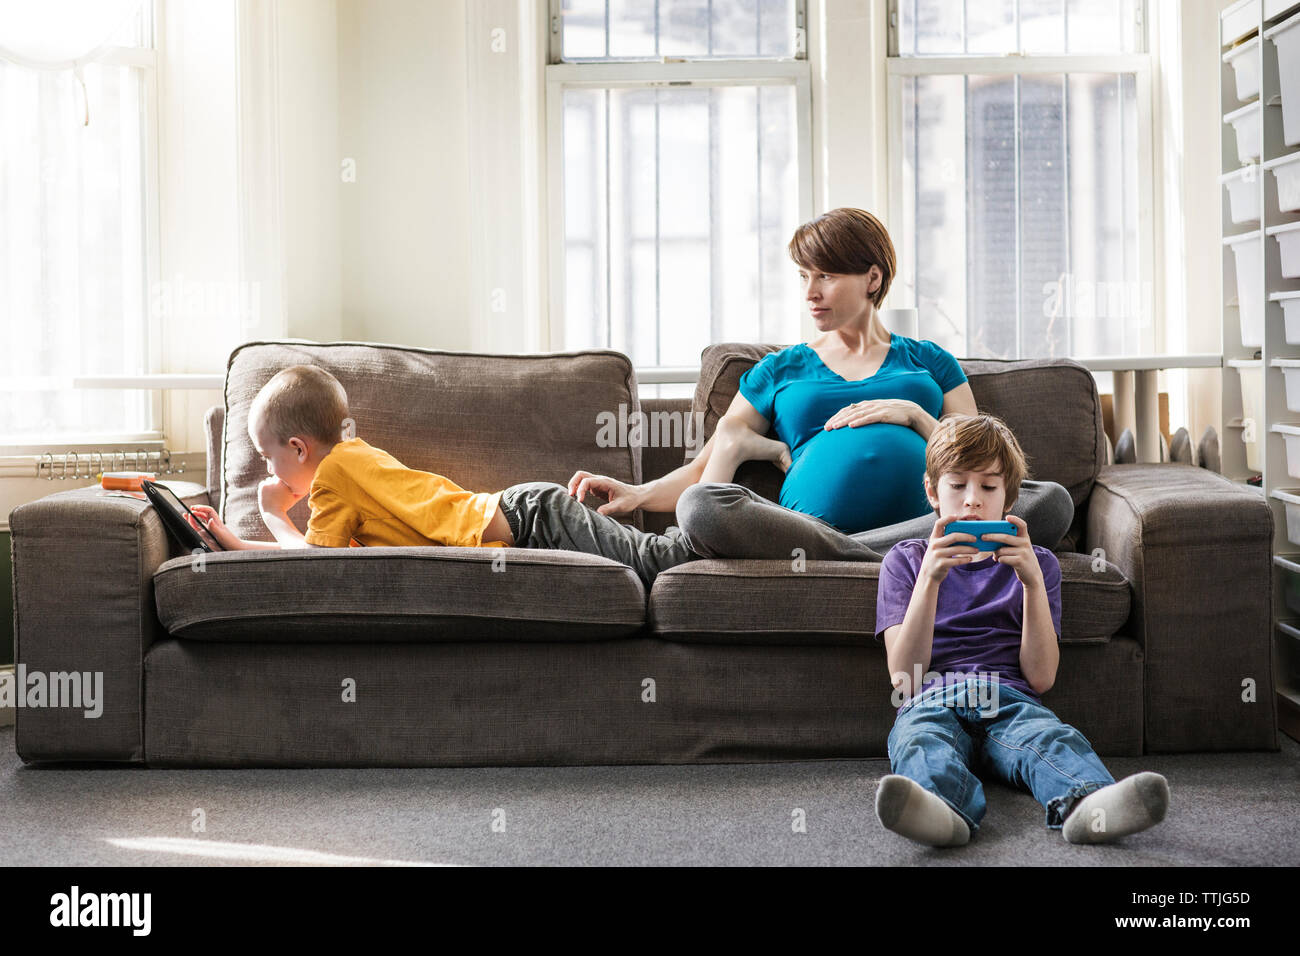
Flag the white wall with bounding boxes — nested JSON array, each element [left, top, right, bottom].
[[810, 0, 887, 220], [269, 0, 475, 353], [157, 0, 239, 454], [338, 0, 473, 351], [280, 0, 342, 343]]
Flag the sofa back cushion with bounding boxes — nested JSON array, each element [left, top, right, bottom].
[[221, 341, 641, 540], [692, 342, 1104, 508]]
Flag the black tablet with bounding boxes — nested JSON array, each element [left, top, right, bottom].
[[141, 479, 224, 553]]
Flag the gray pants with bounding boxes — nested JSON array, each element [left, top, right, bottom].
[[499, 481, 700, 590], [674, 479, 1076, 562]]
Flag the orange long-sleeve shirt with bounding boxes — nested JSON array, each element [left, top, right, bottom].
[[304, 438, 506, 548]]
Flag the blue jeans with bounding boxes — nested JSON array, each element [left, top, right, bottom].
[[886, 676, 1115, 834]]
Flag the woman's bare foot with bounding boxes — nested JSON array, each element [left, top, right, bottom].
[[701, 416, 793, 483]]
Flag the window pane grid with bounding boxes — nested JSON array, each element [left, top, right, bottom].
[[559, 0, 801, 62], [902, 70, 1139, 361], [561, 83, 800, 367], [898, 0, 1139, 56]]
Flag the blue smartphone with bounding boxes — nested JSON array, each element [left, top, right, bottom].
[[942, 519, 1017, 552]]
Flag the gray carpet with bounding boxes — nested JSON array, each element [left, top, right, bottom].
[[3, 727, 1298, 866]]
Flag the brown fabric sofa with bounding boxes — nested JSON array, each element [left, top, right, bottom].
[[9, 340, 1280, 766]]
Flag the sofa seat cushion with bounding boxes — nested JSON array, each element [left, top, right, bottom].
[[648, 553, 1130, 646], [154, 547, 647, 642]]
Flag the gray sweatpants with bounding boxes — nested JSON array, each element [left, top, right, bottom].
[[498, 478, 1075, 585], [499, 481, 700, 590], [674, 479, 1076, 562]]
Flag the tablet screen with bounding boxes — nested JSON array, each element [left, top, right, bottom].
[[148, 481, 224, 552]]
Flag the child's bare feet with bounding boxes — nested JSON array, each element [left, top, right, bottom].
[[700, 416, 793, 482]]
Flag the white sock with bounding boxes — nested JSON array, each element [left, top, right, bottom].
[[1062, 772, 1170, 844], [875, 774, 971, 847]]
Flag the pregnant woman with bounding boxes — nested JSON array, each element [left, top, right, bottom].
[[567, 207, 1074, 561]]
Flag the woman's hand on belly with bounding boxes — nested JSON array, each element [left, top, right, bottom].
[[782, 423, 929, 532], [822, 398, 920, 432]]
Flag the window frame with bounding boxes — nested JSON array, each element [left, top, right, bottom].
[[544, 0, 814, 383], [884, 0, 1157, 361]]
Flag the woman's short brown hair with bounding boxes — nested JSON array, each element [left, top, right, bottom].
[[250, 365, 350, 446], [788, 207, 897, 307], [925, 413, 1031, 514]]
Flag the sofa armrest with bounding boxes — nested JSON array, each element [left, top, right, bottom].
[[9, 483, 211, 763], [1085, 464, 1277, 752]]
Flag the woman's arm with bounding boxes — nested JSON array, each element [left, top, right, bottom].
[[632, 436, 714, 512], [912, 382, 979, 440], [568, 436, 715, 516], [568, 391, 779, 515], [637, 392, 774, 510]]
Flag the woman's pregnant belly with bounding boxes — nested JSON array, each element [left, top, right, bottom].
[[778, 423, 932, 533]]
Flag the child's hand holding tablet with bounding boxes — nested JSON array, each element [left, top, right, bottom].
[[140, 479, 229, 553], [184, 504, 241, 552]]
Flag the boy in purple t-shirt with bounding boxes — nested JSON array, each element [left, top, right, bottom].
[[872, 413, 1170, 847]]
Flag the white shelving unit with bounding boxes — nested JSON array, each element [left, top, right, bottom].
[[1221, 0, 1300, 741]]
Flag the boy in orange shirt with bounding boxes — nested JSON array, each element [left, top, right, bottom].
[[185, 365, 700, 588]]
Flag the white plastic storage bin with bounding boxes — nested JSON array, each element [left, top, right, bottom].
[[1269, 290, 1300, 343], [1264, 151, 1300, 210], [1225, 102, 1263, 163], [1225, 230, 1265, 346], [1268, 220, 1300, 277], [1266, 10, 1300, 146], [1266, 0, 1300, 23], [1223, 0, 1259, 47], [1224, 36, 1262, 102], [1229, 359, 1264, 469], [1270, 488, 1300, 545], [1272, 423, 1300, 479], [1222, 165, 1262, 222], [1275, 358, 1300, 412]]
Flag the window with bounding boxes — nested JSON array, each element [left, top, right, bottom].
[[888, 0, 1152, 362], [547, 0, 812, 387], [0, 1, 159, 446]]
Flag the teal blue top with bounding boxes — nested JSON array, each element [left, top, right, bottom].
[[737, 333, 968, 533]]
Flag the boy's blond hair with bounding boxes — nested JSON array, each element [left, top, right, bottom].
[[250, 365, 350, 446], [925, 413, 1030, 514]]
